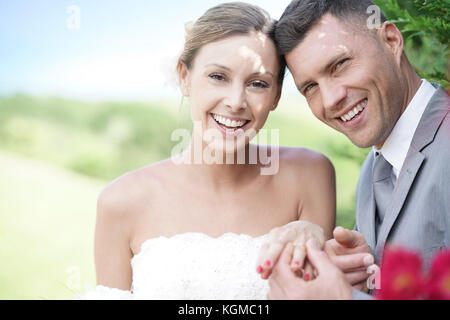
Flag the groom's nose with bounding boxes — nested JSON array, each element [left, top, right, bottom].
[[320, 81, 347, 111]]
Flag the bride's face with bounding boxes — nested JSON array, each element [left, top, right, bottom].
[[180, 32, 281, 153]]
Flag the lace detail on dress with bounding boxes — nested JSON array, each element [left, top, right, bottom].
[[131, 232, 269, 300], [79, 232, 269, 300], [77, 285, 133, 300]]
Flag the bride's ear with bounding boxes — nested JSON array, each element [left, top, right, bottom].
[[177, 60, 190, 97]]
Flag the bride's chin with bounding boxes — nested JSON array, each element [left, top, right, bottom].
[[198, 139, 248, 162], [206, 140, 248, 154]]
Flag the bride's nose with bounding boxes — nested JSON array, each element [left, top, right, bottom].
[[224, 83, 247, 112]]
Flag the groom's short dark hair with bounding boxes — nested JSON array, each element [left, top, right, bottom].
[[275, 0, 387, 54]]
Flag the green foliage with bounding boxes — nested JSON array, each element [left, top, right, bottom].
[[0, 94, 192, 180], [374, 0, 449, 88]]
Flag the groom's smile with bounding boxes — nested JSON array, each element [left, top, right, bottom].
[[335, 98, 368, 128], [336, 98, 367, 123]]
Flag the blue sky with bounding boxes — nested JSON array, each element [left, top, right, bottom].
[[0, 0, 298, 101]]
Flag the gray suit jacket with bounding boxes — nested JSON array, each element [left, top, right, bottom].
[[352, 87, 450, 299]]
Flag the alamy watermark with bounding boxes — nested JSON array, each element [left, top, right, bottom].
[[367, 263, 381, 290], [67, 5, 81, 30], [66, 265, 95, 295], [367, 5, 382, 30]]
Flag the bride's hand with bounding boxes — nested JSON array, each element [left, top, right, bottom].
[[256, 220, 325, 280]]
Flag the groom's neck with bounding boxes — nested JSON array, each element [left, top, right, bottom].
[[399, 57, 423, 116]]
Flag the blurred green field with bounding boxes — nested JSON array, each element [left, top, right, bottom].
[[0, 151, 101, 299], [0, 93, 369, 299]]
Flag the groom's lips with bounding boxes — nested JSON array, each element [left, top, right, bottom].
[[335, 99, 367, 119], [336, 98, 368, 129]]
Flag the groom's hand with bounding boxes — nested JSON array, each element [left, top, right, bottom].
[[324, 226, 374, 292], [267, 240, 352, 300]]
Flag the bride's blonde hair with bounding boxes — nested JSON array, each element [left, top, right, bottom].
[[177, 2, 286, 85]]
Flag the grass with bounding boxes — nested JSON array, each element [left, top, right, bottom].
[[0, 151, 102, 299]]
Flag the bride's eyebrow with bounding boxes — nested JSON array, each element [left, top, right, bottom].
[[205, 63, 231, 71], [205, 63, 274, 78], [250, 70, 274, 77]]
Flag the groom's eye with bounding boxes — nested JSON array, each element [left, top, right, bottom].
[[304, 83, 317, 94], [333, 58, 349, 72]]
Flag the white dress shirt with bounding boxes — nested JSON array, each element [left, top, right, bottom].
[[374, 79, 437, 184]]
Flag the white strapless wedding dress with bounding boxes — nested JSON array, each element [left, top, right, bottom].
[[80, 232, 269, 300]]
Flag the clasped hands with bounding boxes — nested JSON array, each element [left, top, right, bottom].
[[256, 221, 376, 299]]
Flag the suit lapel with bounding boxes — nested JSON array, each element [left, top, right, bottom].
[[375, 88, 449, 253], [375, 152, 424, 254]]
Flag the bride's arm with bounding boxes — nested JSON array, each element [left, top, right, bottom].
[[291, 153, 336, 278], [297, 153, 336, 240], [257, 151, 336, 279], [94, 184, 134, 291]]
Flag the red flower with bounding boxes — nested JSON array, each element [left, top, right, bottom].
[[425, 249, 450, 300], [376, 246, 425, 300]]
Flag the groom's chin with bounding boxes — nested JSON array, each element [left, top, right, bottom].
[[350, 140, 373, 149], [345, 134, 376, 149]]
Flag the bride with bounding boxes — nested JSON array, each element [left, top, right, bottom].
[[82, 2, 336, 299]]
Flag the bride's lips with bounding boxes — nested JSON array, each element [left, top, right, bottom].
[[210, 113, 251, 136]]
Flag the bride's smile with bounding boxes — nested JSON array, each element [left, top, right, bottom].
[[210, 113, 251, 136]]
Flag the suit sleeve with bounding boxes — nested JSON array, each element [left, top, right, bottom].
[[351, 288, 374, 300]]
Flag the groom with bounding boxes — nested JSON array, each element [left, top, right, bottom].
[[267, 0, 450, 299]]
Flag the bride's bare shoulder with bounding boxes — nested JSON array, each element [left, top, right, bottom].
[[278, 146, 335, 179], [279, 146, 332, 166], [96, 158, 177, 218]]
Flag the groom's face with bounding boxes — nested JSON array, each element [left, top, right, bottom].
[[285, 14, 404, 148]]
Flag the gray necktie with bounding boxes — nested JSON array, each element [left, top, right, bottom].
[[373, 152, 395, 237]]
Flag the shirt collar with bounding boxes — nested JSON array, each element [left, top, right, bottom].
[[373, 79, 437, 176]]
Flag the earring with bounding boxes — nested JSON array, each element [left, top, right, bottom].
[[182, 86, 189, 97]]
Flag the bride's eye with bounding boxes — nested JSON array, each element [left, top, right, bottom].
[[209, 73, 226, 81], [249, 80, 269, 89]]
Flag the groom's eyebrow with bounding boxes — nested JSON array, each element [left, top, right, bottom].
[[297, 52, 348, 91], [323, 52, 347, 73]]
